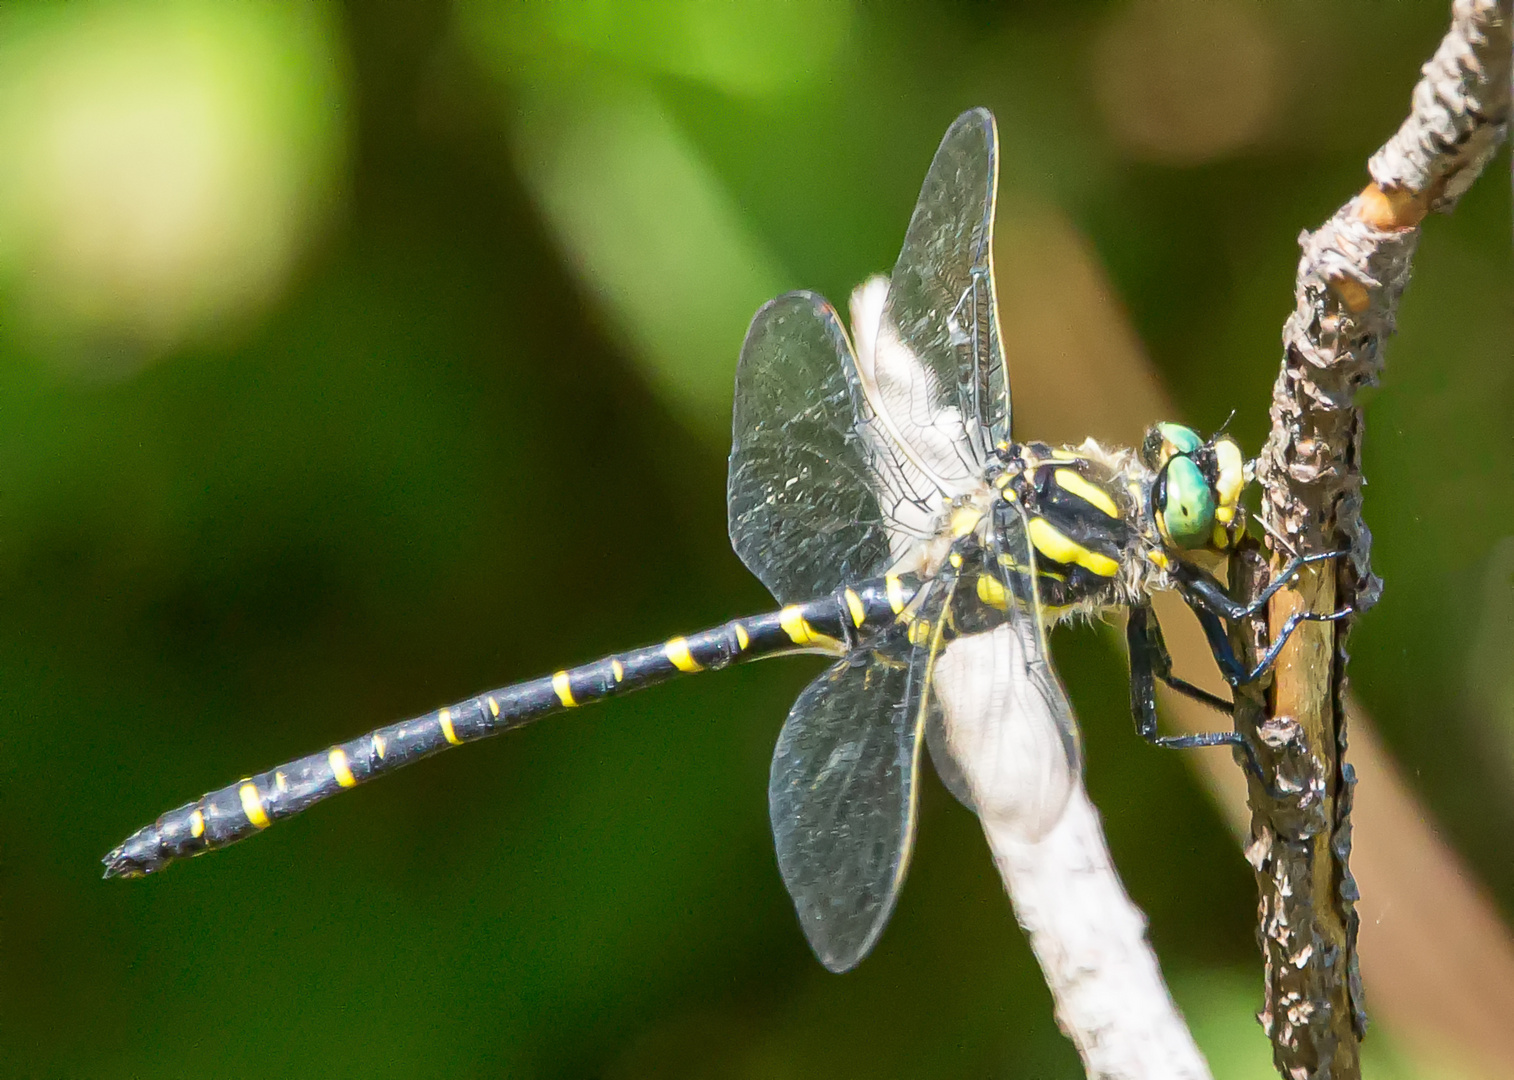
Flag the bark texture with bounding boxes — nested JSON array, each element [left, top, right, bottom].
[[1237, 3, 1512, 1077]]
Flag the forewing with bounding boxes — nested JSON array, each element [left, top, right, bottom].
[[729, 292, 898, 605], [929, 506, 1081, 839], [769, 583, 951, 973], [866, 108, 1007, 482]]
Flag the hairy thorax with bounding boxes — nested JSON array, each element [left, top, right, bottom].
[[1000, 438, 1167, 624]]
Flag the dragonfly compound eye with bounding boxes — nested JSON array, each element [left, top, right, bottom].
[[1157, 456, 1216, 550], [1141, 421, 1204, 469]]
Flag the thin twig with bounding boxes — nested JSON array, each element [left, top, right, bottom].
[[1237, 3, 1512, 1077]]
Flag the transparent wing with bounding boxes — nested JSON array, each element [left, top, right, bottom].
[[730, 291, 935, 606], [863, 108, 1007, 486], [769, 582, 952, 972], [928, 507, 1081, 839], [925, 696, 975, 811]]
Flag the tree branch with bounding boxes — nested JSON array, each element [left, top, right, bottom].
[[984, 788, 1211, 1079], [1237, 3, 1512, 1077]]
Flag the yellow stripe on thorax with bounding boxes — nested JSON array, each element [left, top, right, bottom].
[[664, 637, 703, 672], [1053, 469, 1120, 519], [885, 575, 906, 615], [1027, 517, 1120, 578]]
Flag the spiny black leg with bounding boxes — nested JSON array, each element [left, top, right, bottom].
[[1157, 672, 1235, 715], [1126, 602, 1165, 742], [1239, 551, 1346, 615], [1145, 730, 1272, 790], [1236, 605, 1356, 686], [1171, 550, 1346, 622], [1126, 603, 1273, 789], [1127, 603, 1231, 723], [1185, 599, 1355, 688]]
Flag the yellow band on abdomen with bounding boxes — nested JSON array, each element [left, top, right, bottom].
[[239, 783, 269, 829], [664, 637, 702, 672], [329, 747, 356, 788], [844, 588, 866, 628], [779, 606, 815, 645]]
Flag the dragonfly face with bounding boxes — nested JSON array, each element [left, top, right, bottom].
[[1141, 422, 1249, 554], [106, 107, 1345, 979]]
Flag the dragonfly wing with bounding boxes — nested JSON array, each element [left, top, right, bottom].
[[930, 504, 1081, 839], [769, 581, 953, 972], [925, 695, 975, 811], [859, 108, 1007, 485], [730, 291, 931, 606]]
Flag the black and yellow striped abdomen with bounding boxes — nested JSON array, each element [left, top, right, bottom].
[[103, 577, 918, 878]]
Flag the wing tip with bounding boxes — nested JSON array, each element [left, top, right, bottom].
[[950, 106, 997, 143], [807, 914, 888, 975]]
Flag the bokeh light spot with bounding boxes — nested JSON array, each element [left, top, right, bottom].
[[1091, 0, 1281, 166], [0, 1, 348, 372], [510, 85, 786, 435], [461, 0, 852, 99]]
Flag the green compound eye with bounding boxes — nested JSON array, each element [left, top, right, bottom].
[[1142, 422, 1205, 470], [1160, 456, 1216, 549], [1156, 422, 1203, 457]]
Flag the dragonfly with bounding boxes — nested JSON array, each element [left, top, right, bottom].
[[104, 108, 1346, 974]]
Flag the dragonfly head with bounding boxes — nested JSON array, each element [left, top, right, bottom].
[[1140, 422, 1249, 553]]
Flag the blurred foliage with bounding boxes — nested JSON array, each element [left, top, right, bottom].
[[0, 1, 1508, 1077]]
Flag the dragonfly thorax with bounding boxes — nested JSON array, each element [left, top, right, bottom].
[[986, 424, 1250, 625], [992, 439, 1157, 622]]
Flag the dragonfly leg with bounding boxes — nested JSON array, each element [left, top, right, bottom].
[[1125, 603, 1273, 789], [1171, 550, 1347, 621], [1181, 594, 1355, 688]]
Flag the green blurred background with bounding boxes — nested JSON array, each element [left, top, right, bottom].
[[0, 2, 1509, 1077]]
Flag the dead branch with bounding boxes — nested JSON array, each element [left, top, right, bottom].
[[1236, 3, 1512, 1077]]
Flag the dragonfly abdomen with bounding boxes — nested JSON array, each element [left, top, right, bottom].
[[103, 576, 916, 879]]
